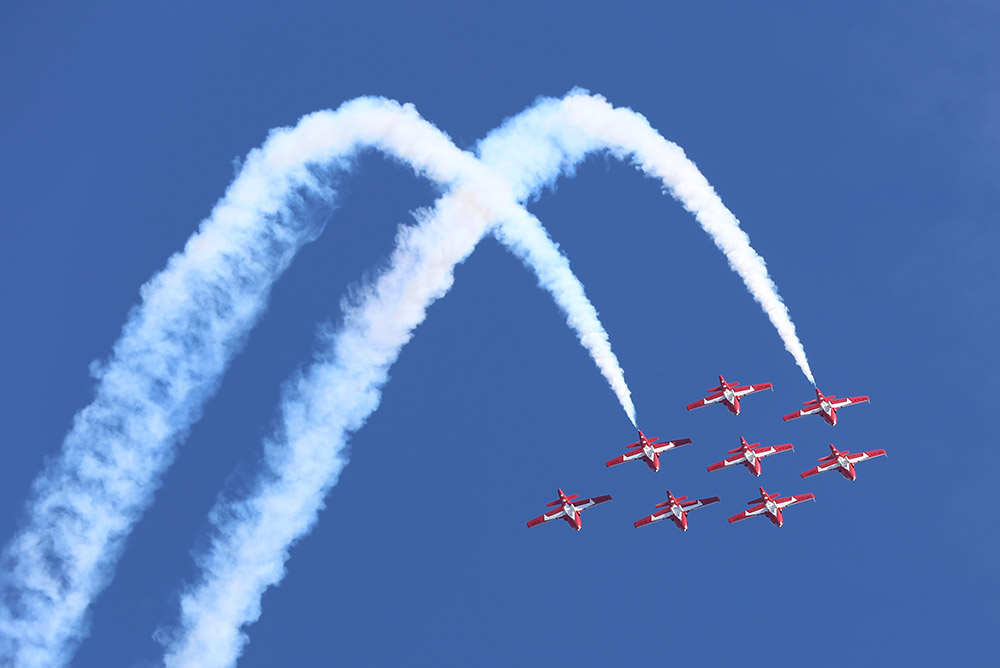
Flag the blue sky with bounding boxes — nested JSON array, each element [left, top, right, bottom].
[[1, 2, 997, 666]]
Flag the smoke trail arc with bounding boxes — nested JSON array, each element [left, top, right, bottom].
[[479, 90, 816, 385], [162, 92, 816, 667], [0, 98, 633, 668]]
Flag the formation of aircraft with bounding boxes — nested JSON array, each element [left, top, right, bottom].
[[707, 436, 794, 477], [526, 488, 612, 531], [728, 486, 815, 527], [783, 387, 870, 426], [605, 430, 692, 472], [633, 490, 720, 531], [528, 375, 877, 532], [801, 444, 886, 481], [686, 375, 772, 416]]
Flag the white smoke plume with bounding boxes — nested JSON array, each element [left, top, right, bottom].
[[161, 185, 514, 666], [0, 97, 633, 667], [480, 90, 816, 384], [492, 212, 636, 425], [162, 91, 812, 666]]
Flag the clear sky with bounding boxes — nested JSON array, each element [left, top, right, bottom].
[[1, 2, 997, 666]]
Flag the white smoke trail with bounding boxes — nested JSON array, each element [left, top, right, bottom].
[[1, 95, 634, 667], [479, 90, 816, 384], [493, 213, 636, 425], [161, 184, 523, 667], [162, 91, 808, 666], [0, 99, 508, 667]]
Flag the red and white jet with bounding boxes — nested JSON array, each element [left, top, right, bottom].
[[686, 375, 773, 416], [633, 490, 720, 532], [707, 436, 794, 477], [783, 387, 870, 426], [526, 489, 612, 531], [728, 486, 815, 527], [605, 430, 692, 472], [801, 443, 887, 481]]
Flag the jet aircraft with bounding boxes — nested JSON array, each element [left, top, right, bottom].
[[801, 443, 887, 481], [526, 488, 612, 531], [686, 375, 773, 416], [605, 430, 692, 472], [707, 436, 794, 477], [783, 387, 869, 426], [633, 490, 720, 532], [728, 486, 815, 527]]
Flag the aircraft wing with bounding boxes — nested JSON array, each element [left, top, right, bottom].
[[755, 443, 794, 459], [633, 508, 671, 528], [707, 453, 746, 472], [800, 460, 841, 478], [728, 503, 768, 523], [605, 448, 646, 468], [652, 438, 692, 454], [734, 382, 772, 397], [687, 392, 725, 411], [574, 495, 612, 511], [681, 496, 720, 512], [831, 395, 870, 409], [774, 493, 815, 509], [783, 404, 822, 421], [849, 448, 886, 463], [526, 507, 566, 528]]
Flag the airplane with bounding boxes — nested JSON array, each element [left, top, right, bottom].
[[783, 387, 870, 426], [706, 436, 794, 477], [633, 490, 720, 532], [728, 486, 815, 527], [686, 375, 773, 416], [526, 488, 612, 531], [605, 430, 692, 472], [801, 443, 887, 481]]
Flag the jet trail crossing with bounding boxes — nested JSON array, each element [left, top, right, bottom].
[[0, 90, 815, 668], [161, 91, 815, 667], [0, 98, 632, 668]]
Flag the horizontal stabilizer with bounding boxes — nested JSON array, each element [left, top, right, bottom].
[[546, 493, 577, 507]]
